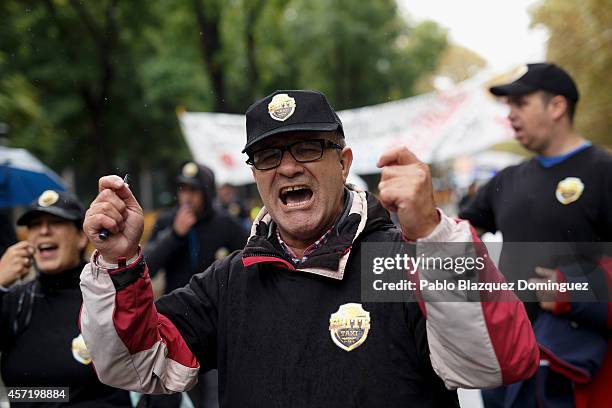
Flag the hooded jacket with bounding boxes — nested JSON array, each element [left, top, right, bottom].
[[80, 188, 539, 407], [144, 167, 248, 293]]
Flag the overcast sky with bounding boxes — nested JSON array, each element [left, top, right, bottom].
[[399, 0, 549, 72]]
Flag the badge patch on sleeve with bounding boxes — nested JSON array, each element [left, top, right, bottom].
[[555, 177, 584, 205], [329, 303, 371, 352], [215, 247, 229, 260], [71, 334, 92, 365]]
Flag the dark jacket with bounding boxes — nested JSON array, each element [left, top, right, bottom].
[[80, 188, 539, 407], [158, 192, 461, 407], [145, 207, 248, 293], [0, 264, 130, 407]]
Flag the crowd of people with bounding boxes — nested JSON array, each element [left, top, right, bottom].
[[0, 62, 610, 408]]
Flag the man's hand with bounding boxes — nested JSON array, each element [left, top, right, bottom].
[[377, 147, 440, 240], [83, 175, 144, 262], [0, 241, 34, 287], [529, 266, 558, 312], [173, 205, 197, 237]]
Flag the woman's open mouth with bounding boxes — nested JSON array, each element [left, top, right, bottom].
[[37, 243, 59, 259]]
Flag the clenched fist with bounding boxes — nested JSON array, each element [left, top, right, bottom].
[[0, 241, 34, 287], [377, 147, 440, 241], [83, 175, 144, 262]]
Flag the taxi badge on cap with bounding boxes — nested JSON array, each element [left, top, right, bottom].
[[38, 190, 60, 208], [268, 93, 296, 121], [182, 162, 199, 178], [555, 177, 584, 205], [329, 303, 371, 352]]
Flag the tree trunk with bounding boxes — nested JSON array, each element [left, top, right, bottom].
[[193, 0, 227, 112], [245, 0, 263, 102]]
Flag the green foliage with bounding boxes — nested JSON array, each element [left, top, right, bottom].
[[0, 0, 193, 201], [256, 0, 447, 109], [0, 0, 448, 203]]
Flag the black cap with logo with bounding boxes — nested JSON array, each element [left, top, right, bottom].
[[490, 63, 579, 103], [17, 190, 85, 227], [176, 161, 216, 192], [243, 90, 344, 153]]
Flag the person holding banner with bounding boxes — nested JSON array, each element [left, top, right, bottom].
[[79, 90, 538, 407]]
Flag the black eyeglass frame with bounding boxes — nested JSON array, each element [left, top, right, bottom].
[[246, 139, 343, 170]]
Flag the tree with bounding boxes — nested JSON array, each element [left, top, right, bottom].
[[415, 43, 487, 93], [193, 0, 448, 111], [437, 44, 486, 83], [530, 0, 612, 147], [270, 0, 448, 109], [0, 0, 193, 201], [1, 0, 449, 203], [193, 0, 227, 112]]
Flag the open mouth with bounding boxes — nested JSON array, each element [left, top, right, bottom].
[[279, 185, 314, 207], [37, 243, 59, 258]]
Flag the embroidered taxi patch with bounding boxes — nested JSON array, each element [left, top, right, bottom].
[[329, 303, 371, 352], [555, 177, 584, 205]]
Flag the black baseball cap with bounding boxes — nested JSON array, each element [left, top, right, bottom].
[[17, 190, 85, 227], [243, 90, 344, 153], [176, 161, 216, 192], [490, 63, 579, 103]]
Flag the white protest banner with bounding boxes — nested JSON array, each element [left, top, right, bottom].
[[179, 82, 513, 185]]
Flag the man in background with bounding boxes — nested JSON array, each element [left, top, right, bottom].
[[217, 182, 251, 230], [145, 161, 247, 294], [144, 161, 247, 408], [460, 62, 612, 407]]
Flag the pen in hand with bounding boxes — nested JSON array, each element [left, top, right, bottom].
[[98, 174, 129, 240]]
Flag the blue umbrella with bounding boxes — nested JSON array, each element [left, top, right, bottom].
[[0, 146, 66, 208]]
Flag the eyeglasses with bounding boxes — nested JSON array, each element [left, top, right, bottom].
[[246, 139, 343, 170]]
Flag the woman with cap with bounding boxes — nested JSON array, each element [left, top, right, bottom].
[[0, 190, 130, 407]]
